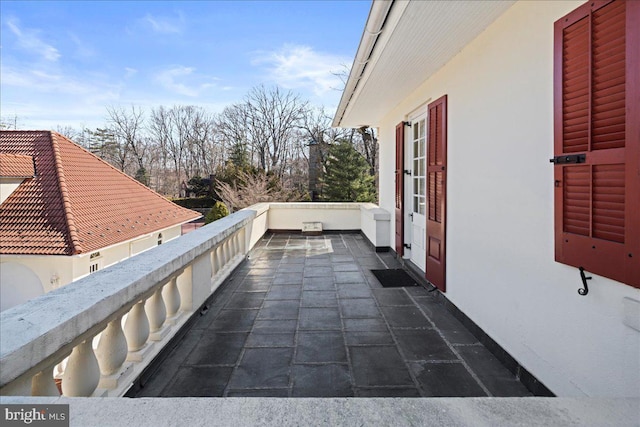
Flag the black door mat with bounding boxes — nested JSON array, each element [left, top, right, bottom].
[[371, 269, 417, 288]]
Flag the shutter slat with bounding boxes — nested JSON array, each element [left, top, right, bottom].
[[592, 163, 625, 243], [563, 166, 590, 236]]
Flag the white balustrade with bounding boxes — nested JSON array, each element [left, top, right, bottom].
[[96, 318, 127, 376], [146, 288, 167, 334], [31, 366, 59, 396], [162, 277, 181, 319], [61, 340, 100, 397], [124, 301, 149, 352], [2, 205, 368, 398]]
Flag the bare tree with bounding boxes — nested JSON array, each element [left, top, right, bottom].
[[245, 85, 309, 177], [106, 105, 148, 181]]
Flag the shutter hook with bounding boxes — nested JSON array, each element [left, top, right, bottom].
[[578, 267, 591, 296]]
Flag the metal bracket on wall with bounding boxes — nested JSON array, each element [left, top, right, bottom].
[[550, 154, 586, 164], [578, 267, 591, 296]]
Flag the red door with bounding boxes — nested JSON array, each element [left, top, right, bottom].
[[426, 96, 447, 291], [395, 122, 405, 256]]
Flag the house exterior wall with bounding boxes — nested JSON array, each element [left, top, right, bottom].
[[377, 0, 639, 397], [0, 224, 184, 309], [0, 179, 25, 205]]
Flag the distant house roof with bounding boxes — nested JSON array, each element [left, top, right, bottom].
[[0, 130, 201, 255], [0, 153, 35, 178]]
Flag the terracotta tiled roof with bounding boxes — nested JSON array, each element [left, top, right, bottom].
[[0, 131, 201, 255], [0, 153, 35, 177]]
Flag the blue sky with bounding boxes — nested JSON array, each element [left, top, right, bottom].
[[0, 1, 370, 130]]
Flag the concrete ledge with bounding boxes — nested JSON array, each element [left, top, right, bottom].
[[0, 210, 257, 387], [1, 397, 638, 427]]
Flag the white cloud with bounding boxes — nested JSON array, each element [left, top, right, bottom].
[[252, 45, 351, 97], [6, 17, 60, 62], [124, 67, 138, 79], [68, 32, 95, 59], [142, 12, 184, 34], [154, 66, 219, 97]]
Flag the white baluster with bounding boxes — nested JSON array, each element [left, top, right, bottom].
[[211, 249, 219, 275], [32, 365, 59, 396], [61, 340, 100, 397], [223, 239, 230, 264], [233, 232, 240, 257], [146, 288, 166, 333], [95, 318, 127, 376], [124, 301, 149, 352], [162, 277, 181, 318], [240, 227, 247, 254], [216, 245, 224, 270]]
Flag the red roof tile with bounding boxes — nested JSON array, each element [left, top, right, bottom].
[[0, 153, 35, 177], [0, 131, 201, 255]]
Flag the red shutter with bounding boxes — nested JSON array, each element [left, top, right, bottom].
[[554, 0, 640, 287], [426, 95, 447, 292], [395, 122, 405, 256]]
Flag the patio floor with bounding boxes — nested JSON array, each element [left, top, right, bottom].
[[132, 233, 531, 398]]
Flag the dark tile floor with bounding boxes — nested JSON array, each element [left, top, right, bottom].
[[134, 233, 531, 398]]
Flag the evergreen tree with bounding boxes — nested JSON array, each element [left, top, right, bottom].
[[321, 140, 376, 202]]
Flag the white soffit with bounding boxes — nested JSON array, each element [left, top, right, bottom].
[[336, 0, 516, 128]]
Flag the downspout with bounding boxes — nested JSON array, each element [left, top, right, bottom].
[[332, 0, 394, 127]]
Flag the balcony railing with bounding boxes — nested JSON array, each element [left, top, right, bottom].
[[0, 203, 390, 397]]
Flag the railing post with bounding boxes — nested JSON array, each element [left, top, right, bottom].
[[146, 288, 167, 335], [95, 317, 128, 376], [32, 366, 59, 396], [124, 301, 149, 353], [61, 340, 100, 397], [162, 277, 181, 320]]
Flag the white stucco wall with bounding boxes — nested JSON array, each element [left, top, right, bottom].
[[0, 224, 185, 310], [377, 0, 640, 397], [0, 179, 25, 205]]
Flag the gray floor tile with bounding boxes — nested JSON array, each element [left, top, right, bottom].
[[132, 233, 536, 399], [162, 366, 232, 397], [333, 263, 360, 272], [226, 389, 289, 397], [292, 364, 353, 397], [273, 272, 303, 285], [301, 291, 338, 307], [343, 318, 388, 332], [345, 331, 395, 346], [265, 285, 302, 300], [186, 332, 248, 365], [258, 300, 299, 320], [349, 346, 414, 387], [339, 298, 382, 318], [225, 292, 266, 309], [356, 387, 421, 397], [372, 288, 414, 306], [245, 332, 295, 348], [295, 331, 347, 363], [393, 328, 457, 361], [236, 278, 271, 292], [303, 276, 335, 291], [457, 346, 531, 396], [299, 307, 342, 330], [381, 306, 430, 328], [337, 284, 373, 299], [228, 348, 293, 389], [304, 266, 333, 277], [209, 309, 258, 332], [335, 271, 367, 284], [408, 361, 487, 397], [252, 319, 297, 334]]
